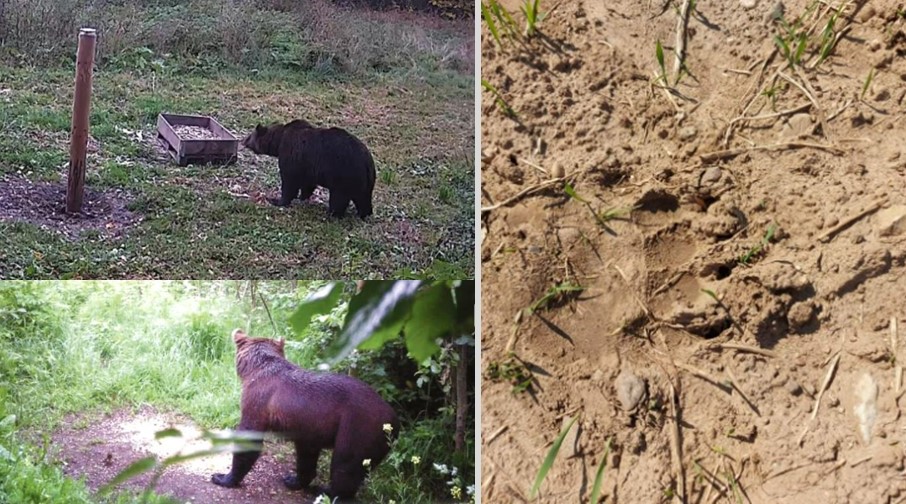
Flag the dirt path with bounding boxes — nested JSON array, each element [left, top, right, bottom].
[[482, 1, 906, 502], [49, 407, 323, 504]]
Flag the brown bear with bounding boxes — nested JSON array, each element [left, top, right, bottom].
[[241, 119, 376, 218], [211, 329, 399, 500]]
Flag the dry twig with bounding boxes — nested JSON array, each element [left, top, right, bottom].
[[667, 380, 686, 503], [816, 198, 887, 243]]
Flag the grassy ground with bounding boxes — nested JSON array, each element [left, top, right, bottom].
[[0, 281, 474, 503], [0, 3, 474, 279]]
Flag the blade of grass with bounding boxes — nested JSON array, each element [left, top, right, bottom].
[[482, 2, 502, 46], [564, 183, 589, 203], [529, 415, 578, 500], [492, 1, 520, 40], [861, 68, 875, 101], [481, 78, 516, 117], [655, 39, 666, 84], [588, 436, 613, 504]]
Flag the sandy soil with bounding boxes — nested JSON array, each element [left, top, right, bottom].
[[481, 1, 906, 503], [47, 407, 325, 504]]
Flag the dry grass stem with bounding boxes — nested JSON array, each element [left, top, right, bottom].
[[701, 141, 843, 163], [798, 352, 840, 446]]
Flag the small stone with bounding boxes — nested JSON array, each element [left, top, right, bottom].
[[857, 5, 876, 23], [557, 227, 581, 245], [787, 301, 816, 332], [678, 126, 698, 141], [551, 162, 566, 178], [876, 205, 906, 237], [701, 166, 722, 185], [740, 0, 757, 8], [782, 113, 813, 139], [615, 370, 646, 411]]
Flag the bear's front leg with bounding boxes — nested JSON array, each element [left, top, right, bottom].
[[270, 166, 300, 206], [211, 450, 261, 488]]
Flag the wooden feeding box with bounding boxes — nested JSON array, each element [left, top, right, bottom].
[[157, 113, 239, 166]]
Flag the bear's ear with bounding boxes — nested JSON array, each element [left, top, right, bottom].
[[232, 329, 246, 342], [255, 124, 266, 134]]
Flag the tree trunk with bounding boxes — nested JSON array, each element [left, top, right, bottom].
[[454, 341, 469, 455]]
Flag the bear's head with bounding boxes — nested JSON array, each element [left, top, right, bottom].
[[240, 124, 280, 156], [232, 329, 287, 378]]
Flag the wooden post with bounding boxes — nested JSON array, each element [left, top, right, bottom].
[[66, 28, 96, 214]]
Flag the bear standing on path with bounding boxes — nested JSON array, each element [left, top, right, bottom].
[[241, 119, 376, 219], [211, 329, 399, 500]]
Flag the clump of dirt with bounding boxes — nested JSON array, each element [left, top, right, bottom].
[[482, 1, 906, 503], [0, 174, 140, 239], [48, 407, 323, 504]]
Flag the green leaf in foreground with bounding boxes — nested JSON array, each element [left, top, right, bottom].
[[529, 415, 578, 499], [402, 283, 454, 362], [588, 437, 613, 504], [330, 281, 422, 364], [154, 428, 182, 440], [288, 282, 344, 335], [100, 456, 156, 494]]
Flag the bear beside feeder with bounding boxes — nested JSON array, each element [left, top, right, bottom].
[[156, 113, 239, 166]]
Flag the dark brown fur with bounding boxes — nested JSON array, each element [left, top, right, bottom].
[[242, 120, 376, 218], [211, 330, 399, 500]]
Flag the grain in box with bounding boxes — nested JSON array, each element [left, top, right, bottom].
[[157, 113, 239, 166]]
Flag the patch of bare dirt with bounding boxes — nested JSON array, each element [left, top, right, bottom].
[[481, 1, 906, 503], [0, 174, 140, 239], [49, 407, 325, 504]]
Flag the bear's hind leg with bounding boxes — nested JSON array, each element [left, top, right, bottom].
[[211, 448, 262, 488], [326, 453, 367, 501], [284, 443, 320, 491], [327, 191, 351, 217], [299, 184, 316, 201], [352, 194, 372, 219]]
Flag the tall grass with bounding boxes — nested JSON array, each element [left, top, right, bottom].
[[0, 0, 471, 77]]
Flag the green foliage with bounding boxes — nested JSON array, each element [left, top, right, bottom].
[[290, 280, 475, 365], [486, 354, 533, 394], [527, 282, 584, 315], [738, 223, 778, 265]]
